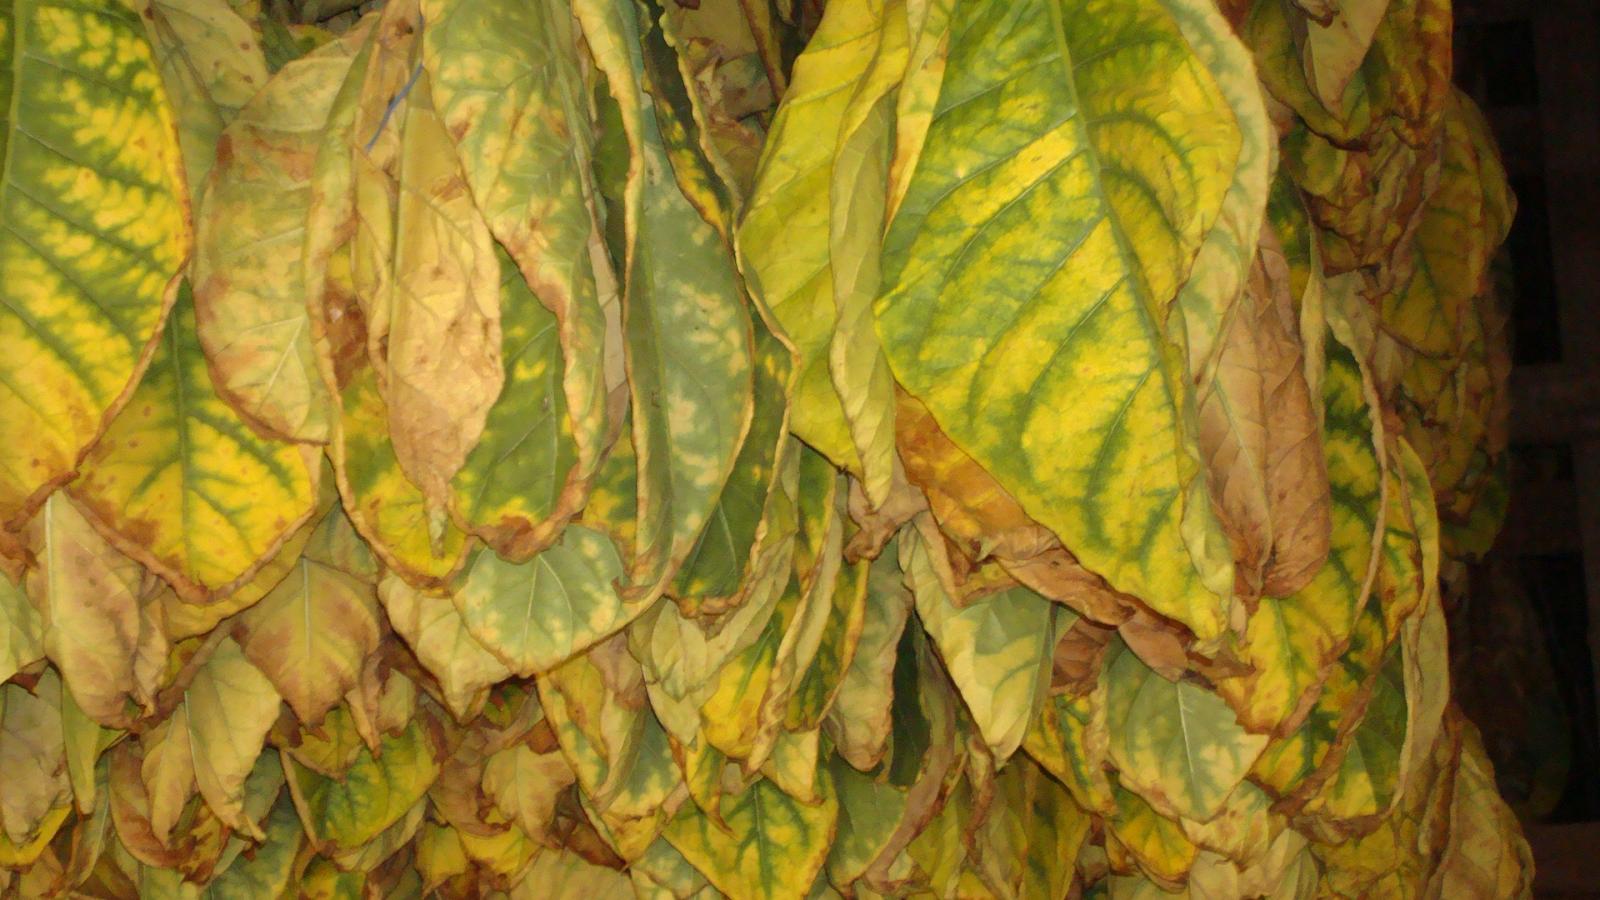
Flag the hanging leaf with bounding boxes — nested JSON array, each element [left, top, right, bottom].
[[70, 287, 319, 601], [875, 0, 1242, 641], [0, 0, 191, 539]]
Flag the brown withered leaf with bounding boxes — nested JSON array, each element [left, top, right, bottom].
[[896, 392, 1134, 624], [350, 0, 503, 522], [1257, 229, 1332, 598], [25, 496, 159, 728]]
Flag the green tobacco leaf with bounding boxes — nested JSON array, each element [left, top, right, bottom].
[[1300, 645, 1407, 826], [141, 0, 269, 191], [0, 0, 191, 535], [423, 0, 611, 557], [739, 0, 906, 476], [907, 530, 1053, 761], [205, 795, 302, 900], [665, 770, 839, 900], [451, 525, 645, 677], [285, 716, 441, 854], [874, 0, 1241, 641], [579, 0, 755, 603], [232, 508, 381, 727], [1105, 639, 1267, 822], [71, 286, 318, 600], [185, 638, 282, 840], [191, 32, 368, 444]]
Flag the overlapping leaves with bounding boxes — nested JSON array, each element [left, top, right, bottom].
[[0, 0, 1530, 896]]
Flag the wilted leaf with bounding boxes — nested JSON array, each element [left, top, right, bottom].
[[232, 509, 381, 727], [191, 31, 370, 443], [285, 715, 441, 853], [26, 496, 156, 726], [0, 672, 70, 848]]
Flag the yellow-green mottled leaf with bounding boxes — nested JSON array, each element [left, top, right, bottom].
[[1215, 340, 1383, 734], [1105, 639, 1267, 822], [665, 769, 838, 900], [1300, 645, 1406, 826], [0, 0, 190, 535], [451, 525, 644, 677], [185, 637, 281, 840], [739, 0, 904, 476], [826, 756, 907, 889], [423, 0, 611, 557], [449, 247, 582, 560], [512, 847, 634, 897], [824, 0, 907, 506], [1380, 92, 1512, 359], [0, 572, 41, 685], [575, 0, 754, 603], [786, 547, 868, 732], [537, 643, 645, 810], [874, 0, 1240, 641], [330, 364, 471, 585], [300, 856, 364, 899], [670, 312, 796, 610], [284, 715, 440, 853], [26, 495, 157, 726], [191, 33, 367, 444], [70, 286, 318, 600], [142, 0, 268, 191], [907, 530, 1052, 761], [1024, 658, 1116, 813], [204, 795, 301, 900], [631, 836, 718, 899], [378, 573, 511, 721], [1108, 784, 1198, 885]]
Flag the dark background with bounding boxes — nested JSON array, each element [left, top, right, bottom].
[[1450, 0, 1600, 895]]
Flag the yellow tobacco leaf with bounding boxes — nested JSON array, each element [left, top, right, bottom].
[[191, 31, 370, 444], [875, 0, 1242, 641], [0, 0, 190, 539], [231, 513, 380, 728], [25, 495, 157, 727], [350, 5, 502, 521], [70, 287, 319, 600], [0, 672, 71, 848], [140, 0, 269, 191], [737, 0, 905, 477], [184, 637, 281, 840]]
